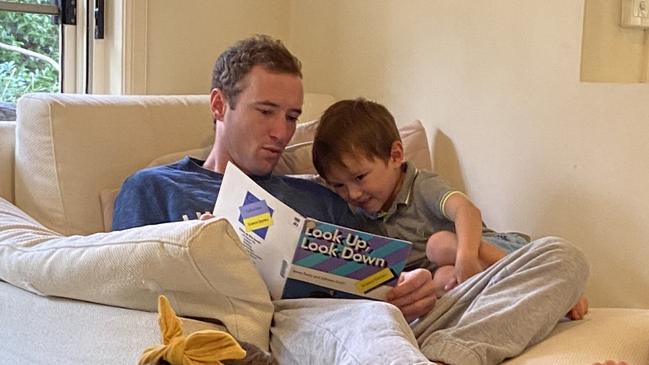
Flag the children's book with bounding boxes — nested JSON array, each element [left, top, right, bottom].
[[213, 162, 412, 301]]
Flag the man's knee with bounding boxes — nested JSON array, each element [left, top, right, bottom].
[[529, 236, 590, 286]]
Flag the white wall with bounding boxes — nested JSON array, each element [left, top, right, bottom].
[[121, 0, 649, 308], [290, 0, 649, 308]]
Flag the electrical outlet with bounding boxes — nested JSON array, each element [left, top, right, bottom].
[[622, 0, 649, 28]]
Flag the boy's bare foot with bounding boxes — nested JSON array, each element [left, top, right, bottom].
[[592, 361, 628, 365], [432, 265, 457, 298]]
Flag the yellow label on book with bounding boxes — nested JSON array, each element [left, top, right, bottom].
[[355, 267, 395, 294], [243, 213, 273, 231]]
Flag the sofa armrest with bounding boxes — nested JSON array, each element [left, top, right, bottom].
[[0, 197, 273, 350], [0, 121, 15, 203]]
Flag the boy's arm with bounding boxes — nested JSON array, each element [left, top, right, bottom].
[[443, 192, 485, 283]]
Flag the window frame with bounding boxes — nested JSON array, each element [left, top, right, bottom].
[[0, 0, 84, 96]]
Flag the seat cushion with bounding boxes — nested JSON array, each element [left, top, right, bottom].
[[0, 197, 273, 350], [0, 281, 228, 364], [503, 308, 649, 365]]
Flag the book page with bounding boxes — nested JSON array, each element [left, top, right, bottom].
[[213, 162, 305, 300]]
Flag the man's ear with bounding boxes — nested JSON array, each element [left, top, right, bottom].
[[210, 88, 226, 121], [390, 140, 405, 165]]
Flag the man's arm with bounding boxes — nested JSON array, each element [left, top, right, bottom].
[[112, 173, 168, 230]]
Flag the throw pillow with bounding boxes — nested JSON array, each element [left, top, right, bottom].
[[0, 197, 274, 350]]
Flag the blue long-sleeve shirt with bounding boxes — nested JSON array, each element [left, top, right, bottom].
[[112, 157, 362, 231]]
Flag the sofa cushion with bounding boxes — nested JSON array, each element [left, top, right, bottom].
[[99, 119, 433, 231], [14, 93, 337, 236], [0, 281, 228, 365], [502, 308, 649, 365], [15, 94, 215, 236], [272, 119, 432, 175], [399, 119, 433, 172], [0, 197, 274, 350], [273, 141, 316, 175]]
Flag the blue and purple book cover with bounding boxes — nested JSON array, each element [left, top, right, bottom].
[[282, 218, 412, 300]]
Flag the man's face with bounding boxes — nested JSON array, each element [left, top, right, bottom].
[[214, 66, 303, 176]]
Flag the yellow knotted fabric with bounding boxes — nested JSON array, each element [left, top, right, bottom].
[[138, 295, 247, 365]]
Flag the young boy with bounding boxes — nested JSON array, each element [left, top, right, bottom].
[[312, 98, 588, 319]]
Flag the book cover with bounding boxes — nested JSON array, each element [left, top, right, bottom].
[[213, 162, 411, 301]]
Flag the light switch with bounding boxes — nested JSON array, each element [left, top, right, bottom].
[[621, 0, 649, 28], [636, 0, 648, 17]]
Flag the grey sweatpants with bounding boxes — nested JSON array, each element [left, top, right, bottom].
[[270, 236, 589, 365]]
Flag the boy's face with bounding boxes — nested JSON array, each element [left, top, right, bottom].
[[324, 142, 404, 214]]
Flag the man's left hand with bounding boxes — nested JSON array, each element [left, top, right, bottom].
[[387, 269, 437, 322]]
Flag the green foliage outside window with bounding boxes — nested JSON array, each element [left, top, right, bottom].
[[0, 5, 60, 104]]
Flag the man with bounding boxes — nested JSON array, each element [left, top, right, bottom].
[[112, 35, 360, 233], [113, 35, 589, 365]]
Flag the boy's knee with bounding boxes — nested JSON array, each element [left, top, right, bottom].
[[427, 231, 457, 262]]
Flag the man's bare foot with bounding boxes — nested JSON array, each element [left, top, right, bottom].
[[592, 361, 628, 365], [567, 295, 588, 320]]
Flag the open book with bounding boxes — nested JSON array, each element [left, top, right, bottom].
[[213, 162, 412, 301]]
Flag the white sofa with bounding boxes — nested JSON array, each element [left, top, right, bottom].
[[0, 93, 648, 365]]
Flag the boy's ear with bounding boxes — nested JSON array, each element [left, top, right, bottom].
[[390, 140, 405, 164], [210, 88, 227, 121]]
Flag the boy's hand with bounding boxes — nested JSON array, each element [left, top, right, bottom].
[[387, 269, 437, 322], [455, 256, 483, 283]]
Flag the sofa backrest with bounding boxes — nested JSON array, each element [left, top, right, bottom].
[[14, 93, 338, 235], [15, 94, 214, 235], [0, 122, 15, 203]]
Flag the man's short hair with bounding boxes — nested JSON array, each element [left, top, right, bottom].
[[211, 34, 302, 107], [313, 98, 401, 179]]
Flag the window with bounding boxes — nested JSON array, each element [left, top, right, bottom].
[[0, 0, 77, 121]]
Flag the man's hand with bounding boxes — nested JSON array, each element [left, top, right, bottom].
[[387, 269, 437, 322]]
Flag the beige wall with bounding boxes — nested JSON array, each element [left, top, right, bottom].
[[145, 0, 290, 94], [120, 0, 649, 308], [98, 0, 291, 94], [291, 0, 649, 309], [581, 0, 648, 82]]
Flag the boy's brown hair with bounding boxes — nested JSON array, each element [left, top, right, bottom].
[[313, 98, 401, 179]]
